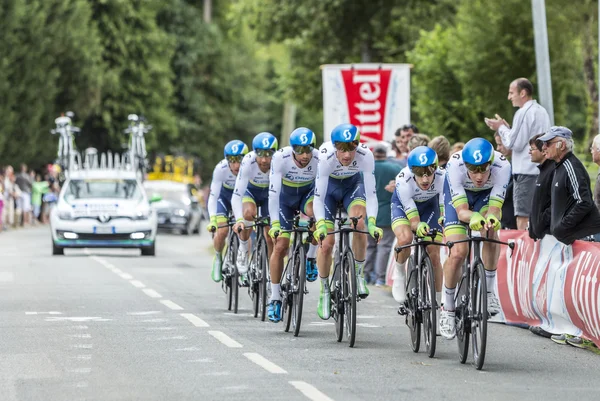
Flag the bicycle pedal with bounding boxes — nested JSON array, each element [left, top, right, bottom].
[[398, 305, 408, 316]]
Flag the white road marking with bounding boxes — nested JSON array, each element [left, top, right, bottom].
[[150, 336, 188, 341], [141, 318, 168, 323], [160, 300, 184, 310], [73, 344, 93, 349], [89, 255, 115, 269], [130, 280, 145, 288], [208, 330, 242, 348], [223, 312, 255, 317], [74, 381, 89, 388], [70, 355, 92, 360], [128, 311, 161, 315], [146, 327, 175, 331], [67, 368, 92, 374], [243, 353, 287, 374], [25, 311, 62, 315], [180, 313, 209, 327], [308, 322, 335, 326], [186, 358, 213, 363], [112, 267, 123, 274], [356, 315, 378, 319], [142, 289, 162, 298], [46, 317, 111, 322], [73, 325, 89, 330], [0, 272, 14, 282], [69, 334, 92, 339], [289, 381, 335, 401], [356, 323, 381, 328], [119, 273, 133, 280], [175, 347, 201, 351]]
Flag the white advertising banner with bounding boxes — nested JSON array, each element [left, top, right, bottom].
[[322, 63, 411, 144]]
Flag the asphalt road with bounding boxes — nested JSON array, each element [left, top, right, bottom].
[[1, 226, 599, 401]]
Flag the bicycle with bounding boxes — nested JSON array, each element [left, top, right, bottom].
[[320, 205, 378, 348], [395, 228, 447, 358], [446, 228, 514, 370], [244, 215, 271, 321], [124, 114, 151, 180], [212, 215, 240, 313], [276, 213, 315, 336], [51, 112, 80, 175]]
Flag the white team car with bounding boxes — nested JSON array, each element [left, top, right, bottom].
[[50, 169, 160, 256]]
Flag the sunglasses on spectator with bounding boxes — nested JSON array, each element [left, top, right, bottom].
[[256, 149, 275, 158], [465, 162, 491, 173], [226, 155, 244, 163], [334, 141, 359, 152], [411, 166, 436, 177], [292, 145, 314, 155]]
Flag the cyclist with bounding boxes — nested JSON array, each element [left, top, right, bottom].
[[313, 123, 383, 320], [266, 127, 320, 322], [232, 132, 278, 274], [206, 140, 249, 282], [439, 137, 511, 339], [391, 146, 445, 308]]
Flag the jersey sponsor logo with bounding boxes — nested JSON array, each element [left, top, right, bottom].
[[452, 153, 460, 159], [499, 154, 507, 161], [357, 150, 366, 156], [419, 153, 428, 164], [300, 133, 309, 144], [321, 147, 328, 153], [282, 154, 291, 159], [262, 138, 271, 147], [473, 150, 483, 163], [343, 129, 352, 140], [327, 153, 336, 160]]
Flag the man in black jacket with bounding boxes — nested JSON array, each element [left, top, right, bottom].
[[539, 126, 600, 244], [528, 134, 554, 240]]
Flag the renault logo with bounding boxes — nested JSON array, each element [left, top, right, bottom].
[[98, 214, 110, 223]]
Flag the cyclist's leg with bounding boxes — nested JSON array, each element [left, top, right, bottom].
[[316, 183, 338, 320], [236, 191, 257, 274], [479, 196, 501, 314], [300, 189, 318, 282], [422, 197, 444, 294], [344, 176, 369, 297]]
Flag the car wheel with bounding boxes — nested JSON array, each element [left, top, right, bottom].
[[52, 242, 64, 256], [184, 222, 194, 236], [141, 242, 156, 256]]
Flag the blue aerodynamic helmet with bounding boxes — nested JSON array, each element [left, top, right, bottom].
[[462, 138, 494, 166], [407, 146, 438, 170], [330, 123, 360, 143], [289, 127, 316, 147], [252, 132, 278, 151], [224, 140, 249, 158]]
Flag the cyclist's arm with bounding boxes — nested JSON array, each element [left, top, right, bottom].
[[313, 151, 333, 222], [396, 176, 420, 230], [268, 152, 284, 224], [207, 164, 224, 218], [487, 155, 512, 219], [361, 149, 379, 220], [446, 159, 473, 224], [232, 158, 251, 222]]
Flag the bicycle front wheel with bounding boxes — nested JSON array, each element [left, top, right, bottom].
[[471, 260, 488, 370], [344, 250, 357, 348], [421, 254, 437, 358], [258, 236, 268, 322], [405, 256, 420, 353], [456, 261, 470, 364], [292, 244, 306, 337], [282, 257, 293, 332]]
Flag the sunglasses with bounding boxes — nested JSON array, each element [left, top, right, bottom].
[[334, 141, 359, 152], [411, 166, 436, 177], [292, 145, 314, 155], [256, 149, 275, 158], [465, 162, 491, 173], [226, 155, 243, 163]]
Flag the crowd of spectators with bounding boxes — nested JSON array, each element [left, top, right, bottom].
[[0, 164, 61, 232]]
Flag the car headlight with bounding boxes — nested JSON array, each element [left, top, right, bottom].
[[58, 211, 74, 220], [174, 209, 186, 217], [134, 209, 150, 220]]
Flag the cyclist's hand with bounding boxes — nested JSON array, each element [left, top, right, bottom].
[[233, 221, 245, 234], [438, 215, 445, 226], [313, 219, 328, 242], [268, 221, 282, 239], [469, 212, 486, 231], [486, 213, 501, 231], [416, 222, 430, 238], [206, 217, 218, 233], [367, 217, 383, 242]]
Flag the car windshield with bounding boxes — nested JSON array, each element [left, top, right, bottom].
[[64, 179, 142, 201]]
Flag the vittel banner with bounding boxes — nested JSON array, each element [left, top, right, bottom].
[[322, 64, 411, 144]]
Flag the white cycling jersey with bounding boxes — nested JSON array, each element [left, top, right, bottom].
[[395, 166, 445, 220], [207, 159, 237, 218], [446, 150, 511, 209], [268, 146, 319, 223], [232, 151, 270, 221], [313, 141, 378, 221]]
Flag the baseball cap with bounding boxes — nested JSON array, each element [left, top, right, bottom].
[[538, 126, 573, 142]]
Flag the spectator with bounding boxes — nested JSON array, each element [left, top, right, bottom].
[[0, 171, 4, 232], [392, 124, 419, 165], [540, 126, 600, 244], [450, 142, 465, 155], [16, 163, 33, 225], [407, 133, 430, 151], [4, 166, 19, 229], [389, 140, 407, 168], [364, 144, 402, 286], [591, 134, 600, 212], [32, 174, 49, 224], [485, 77, 551, 230], [493, 132, 517, 229], [528, 133, 554, 241], [428, 136, 451, 168]]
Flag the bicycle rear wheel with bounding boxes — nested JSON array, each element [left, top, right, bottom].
[[421, 254, 437, 358], [293, 244, 306, 337], [456, 261, 470, 364], [225, 235, 237, 311], [282, 257, 293, 332], [258, 235, 268, 322], [344, 250, 357, 347], [250, 249, 260, 318], [405, 256, 420, 353], [333, 254, 344, 342], [472, 260, 488, 370]]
